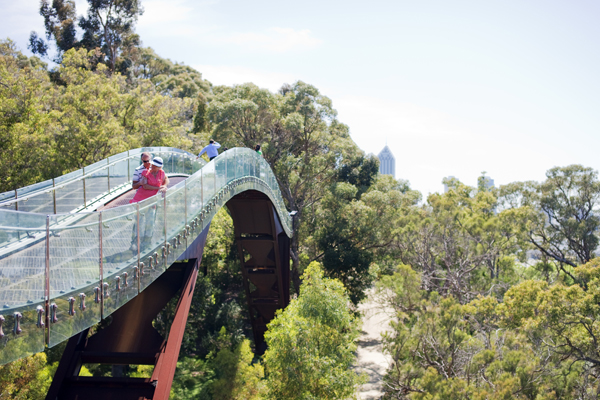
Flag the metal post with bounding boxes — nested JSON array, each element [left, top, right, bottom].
[[164, 193, 167, 270], [107, 159, 111, 194], [99, 212, 103, 318], [14, 189, 17, 211], [184, 179, 188, 249], [45, 215, 50, 343], [52, 178, 56, 214], [83, 167, 86, 208], [127, 150, 131, 183], [136, 202, 140, 269]]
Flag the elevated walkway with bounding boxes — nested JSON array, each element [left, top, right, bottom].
[[0, 147, 292, 398]]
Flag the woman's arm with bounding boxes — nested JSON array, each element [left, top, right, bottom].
[[160, 175, 170, 192]]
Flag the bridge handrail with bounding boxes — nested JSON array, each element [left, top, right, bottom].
[[0, 147, 291, 365], [0, 147, 205, 214]]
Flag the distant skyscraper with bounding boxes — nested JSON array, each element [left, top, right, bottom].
[[377, 145, 395, 178], [444, 176, 456, 193], [481, 176, 495, 190]]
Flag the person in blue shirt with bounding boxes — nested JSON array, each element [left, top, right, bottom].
[[198, 139, 221, 160]]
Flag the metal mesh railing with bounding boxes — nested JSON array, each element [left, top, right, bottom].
[[0, 147, 292, 365]]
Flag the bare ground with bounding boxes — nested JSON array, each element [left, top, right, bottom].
[[354, 288, 394, 400]]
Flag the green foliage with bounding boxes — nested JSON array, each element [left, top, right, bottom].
[[0, 353, 56, 400], [263, 262, 362, 399], [211, 335, 265, 400], [379, 262, 600, 399], [170, 356, 214, 399], [392, 179, 526, 303], [313, 172, 416, 304], [498, 165, 600, 280], [0, 39, 56, 190], [0, 42, 196, 192]]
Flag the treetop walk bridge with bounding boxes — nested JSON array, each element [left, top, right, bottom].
[[0, 147, 292, 399]]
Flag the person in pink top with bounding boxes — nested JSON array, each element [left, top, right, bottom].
[[130, 157, 169, 204]]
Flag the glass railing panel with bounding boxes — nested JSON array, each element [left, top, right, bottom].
[[165, 153, 178, 175], [16, 179, 53, 198], [54, 169, 83, 186], [246, 152, 252, 179], [0, 189, 15, 203], [0, 211, 47, 308], [100, 204, 139, 318], [17, 188, 54, 214], [150, 195, 167, 273], [0, 302, 46, 365], [165, 183, 186, 265], [55, 179, 85, 214], [85, 159, 109, 175], [108, 150, 128, 164], [138, 196, 165, 292], [186, 174, 203, 225], [202, 163, 216, 207], [109, 159, 129, 192], [260, 158, 268, 182], [0, 210, 47, 363], [129, 148, 142, 159], [84, 169, 109, 208], [172, 153, 185, 175], [236, 149, 245, 180], [226, 151, 236, 184], [130, 158, 143, 182], [48, 212, 101, 347], [214, 155, 227, 194]]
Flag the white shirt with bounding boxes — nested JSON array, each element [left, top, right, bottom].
[[198, 142, 221, 159], [133, 164, 148, 182]]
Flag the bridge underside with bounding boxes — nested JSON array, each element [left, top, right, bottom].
[[45, 190, 290, 400]]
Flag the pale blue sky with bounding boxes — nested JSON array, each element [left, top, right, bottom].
[[2, 0, 600, 196]]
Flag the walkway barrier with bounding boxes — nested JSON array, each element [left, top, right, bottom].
[[0, 147, 292, 365]]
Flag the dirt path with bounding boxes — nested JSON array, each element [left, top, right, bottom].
[[355, 289, 394, 399]]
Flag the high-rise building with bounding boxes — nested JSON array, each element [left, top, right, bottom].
[[377, 145, 396, 178], [482, 176, 495, 189], [444, 176, 456, 193]]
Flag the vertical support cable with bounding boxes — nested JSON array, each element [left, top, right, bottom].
[[45, 215, 50, 344], [99, 212, 103, 318]]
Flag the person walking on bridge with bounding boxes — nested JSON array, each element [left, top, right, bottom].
[[198, 139, 221, 161]]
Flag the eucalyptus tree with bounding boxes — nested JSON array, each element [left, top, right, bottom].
[[206, 81, 360, 291], [30, 0, 144, 73]]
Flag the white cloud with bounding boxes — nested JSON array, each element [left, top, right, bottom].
[[194, 64, 297, 93], [219, 27, 322, 52]]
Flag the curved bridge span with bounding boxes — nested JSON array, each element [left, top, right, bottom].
[[0, 147, 292, 399]]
